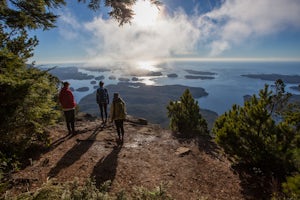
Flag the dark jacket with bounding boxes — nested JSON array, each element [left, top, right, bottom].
[[96, 87, 109, 104]]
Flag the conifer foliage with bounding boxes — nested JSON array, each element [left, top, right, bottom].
[[213, 81, 300, 198], [78, 0, 161, 25], [1, 0, 151, 176], [167, 89, 208, 136], [0, 0, 66, 175]]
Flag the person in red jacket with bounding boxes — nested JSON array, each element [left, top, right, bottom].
[[59, 82, 76, 135]]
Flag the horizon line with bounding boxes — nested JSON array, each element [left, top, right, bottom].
[[31, 57, 300, 65]]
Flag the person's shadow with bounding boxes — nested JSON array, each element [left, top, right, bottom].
[[91, 144, 122, 188], [48, 126, 102, 178]]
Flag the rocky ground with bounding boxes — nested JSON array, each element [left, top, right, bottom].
[[6, 113, 251, 199]]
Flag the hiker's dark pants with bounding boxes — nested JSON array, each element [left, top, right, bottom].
[[114, 119, 124, 138], [64, 109, 75, 133], [98, 103, 108, 121]]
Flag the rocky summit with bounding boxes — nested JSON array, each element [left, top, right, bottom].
[[8, 113, 244, 199]]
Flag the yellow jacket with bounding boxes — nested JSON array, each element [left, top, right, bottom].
[[110, 98, 126, 121]]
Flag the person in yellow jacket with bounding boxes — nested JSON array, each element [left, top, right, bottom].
[[110, 93, 126, 142]]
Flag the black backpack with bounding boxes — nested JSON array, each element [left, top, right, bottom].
[[97, 88, 109, 104]]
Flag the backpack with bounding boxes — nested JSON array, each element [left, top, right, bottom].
[[97, 88, 109, 104]]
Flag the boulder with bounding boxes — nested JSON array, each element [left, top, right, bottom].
[[175, 147, 191, 156]]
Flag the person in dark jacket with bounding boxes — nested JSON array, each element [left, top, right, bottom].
[[96, 81, 109, 124], [110, 93, 126, 142], [59, 82, 76, 135]]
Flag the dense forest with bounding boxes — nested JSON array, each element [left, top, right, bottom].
[[0, 0, 299, 199]]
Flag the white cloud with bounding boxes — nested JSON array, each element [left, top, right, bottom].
[[57, 9, 82, 40], [83, 7, 200, 69], [210, 40, 230, 56], [58, 0, 300, 66], [202, 0, 300, 55]]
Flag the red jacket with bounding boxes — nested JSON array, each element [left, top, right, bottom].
[[59, 86, 76, 110]]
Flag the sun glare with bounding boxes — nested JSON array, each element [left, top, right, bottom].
[[132, 0, 160, 26], [137, 61, 160, 71]]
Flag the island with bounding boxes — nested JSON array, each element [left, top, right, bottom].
[[48, 66, 94, 80], [79, 82, 218, 129], [167, 73, 178, 78], [76, 87, 89, 92], [184, 69, 216, 80], [118, 77, 130, 82], [81, 67, 110, 72], [109, 75, 116, 80], [185, 69, 217, 76], [185, 75, 215, 80], [241, 74, 300, 84], [95, 75, 105, 80], [132, 77, 139, 81], [146, 71, 163, 76]]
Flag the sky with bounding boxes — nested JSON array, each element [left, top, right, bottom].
[[30, 0, 300, 65]]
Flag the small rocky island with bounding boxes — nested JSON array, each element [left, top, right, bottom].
[[118, 77, 130, 82], [184, 69, 217, 80], [185, 75, 215, 80], [146, 71, 163, 76], [167, 73, 178, 78], [132, 77, 139, 81], [185, 69, 217, 76], [109, 75, 116, 80], [95, 75, 105, 80], [76, 87, 89, 92]]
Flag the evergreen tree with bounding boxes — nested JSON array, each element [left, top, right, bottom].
[[213, 82, 300, 197], [1, 0, 159, 174], [280, 94, 300, 199], [1, 0, 65, 172], [167, 89, 208, 136], [78, 0, 161, 25]]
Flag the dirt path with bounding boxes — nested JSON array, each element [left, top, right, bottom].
[[9, 114, 244, 199]]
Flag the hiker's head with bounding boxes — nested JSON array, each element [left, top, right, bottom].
[[63, 81, 70, 87], [99, 81, 104, 86], [113, 93, 119, 100]]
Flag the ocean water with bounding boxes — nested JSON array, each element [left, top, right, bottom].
[[51, 61, 300, 115]]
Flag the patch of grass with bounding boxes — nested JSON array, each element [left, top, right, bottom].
[[132, 182, 172, 200], [5, 179, 111, 200], [4, 179, 175, 200]]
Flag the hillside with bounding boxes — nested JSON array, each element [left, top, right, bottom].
[[6, 113, 246, 199], [79, 82, 218, 129]]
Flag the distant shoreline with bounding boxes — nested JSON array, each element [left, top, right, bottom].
[[45, 63, 300, 125], [241, 74, 300, 84], [45, 66, 220, 82]]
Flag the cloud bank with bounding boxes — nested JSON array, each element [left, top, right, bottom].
[[83, 8, 200, 68], [58, 0, 300, 66], [201, 0, 300, 56]]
